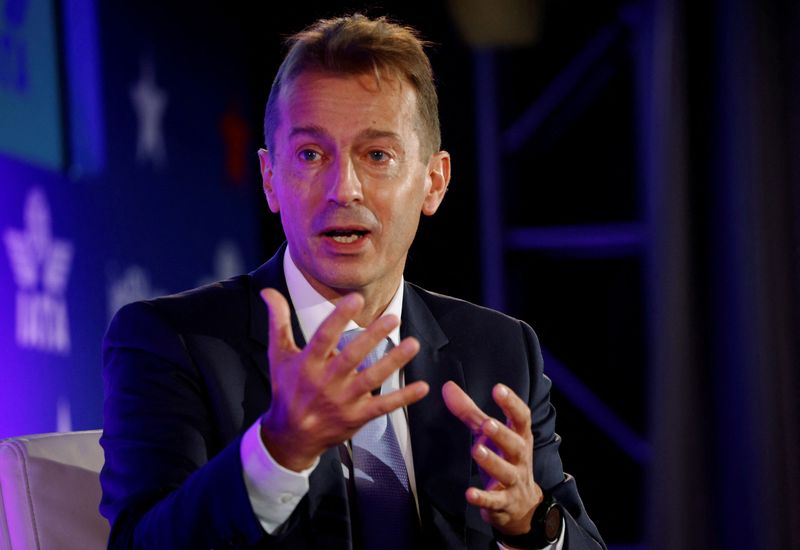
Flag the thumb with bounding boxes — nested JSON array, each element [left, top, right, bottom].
[[260, 288, 297, 358], [442, 380, 489, 433]]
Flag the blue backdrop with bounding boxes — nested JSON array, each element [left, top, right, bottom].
[[0, 0, 263, 437]]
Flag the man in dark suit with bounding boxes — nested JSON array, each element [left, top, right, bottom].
[[100, 14, 605, 549]]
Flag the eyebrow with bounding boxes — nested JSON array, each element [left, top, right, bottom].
[[358, 128, 402, 142], [288, 125, 331, 140], [288, 126, 402, 143]]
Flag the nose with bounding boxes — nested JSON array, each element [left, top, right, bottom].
[[326, 156, 363, 206]]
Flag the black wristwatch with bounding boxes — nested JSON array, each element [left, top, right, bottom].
[[494, 496, 564, 549]]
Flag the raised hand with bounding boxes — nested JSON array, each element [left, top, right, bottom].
[[258, 288, 429, 471], [442, 381, 543, 537]]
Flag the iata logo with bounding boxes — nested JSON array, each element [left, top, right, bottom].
[[3, 188, 73, 354]]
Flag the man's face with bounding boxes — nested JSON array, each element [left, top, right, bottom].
[[259, 71, 450, 302]]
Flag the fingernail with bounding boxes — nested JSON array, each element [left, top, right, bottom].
[[475, 445, 488, 458], [485, 420, 499, 434], [399, 338, 419, 354], [496, 384, 509, 399], [379, 315, 397, 330]]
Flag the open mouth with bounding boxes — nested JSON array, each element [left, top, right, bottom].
[[323, 229, 369, 244]]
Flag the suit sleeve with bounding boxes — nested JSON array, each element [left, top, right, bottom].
[[99, 301, 308, 549], [520, 320, 607, 550]]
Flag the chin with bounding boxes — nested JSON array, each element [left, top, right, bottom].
[[319, 273, 372, 293]]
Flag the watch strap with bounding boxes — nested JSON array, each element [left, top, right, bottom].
[[493, 496, 564, 549]]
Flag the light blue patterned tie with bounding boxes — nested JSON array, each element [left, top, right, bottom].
[[338, 329, 419, 549]]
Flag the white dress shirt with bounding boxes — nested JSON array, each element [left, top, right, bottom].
[[240, 247, 563, 549]]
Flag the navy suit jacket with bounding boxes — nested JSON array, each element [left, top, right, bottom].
[[100, 247, 605, 549]]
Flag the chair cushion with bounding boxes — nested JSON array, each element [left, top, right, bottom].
[[0, 430, 109, 550]]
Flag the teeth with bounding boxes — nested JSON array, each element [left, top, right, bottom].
[[331, 234, 361, 244]]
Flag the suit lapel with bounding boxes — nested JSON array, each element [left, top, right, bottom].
[[248, 244, 306, 352], [402, 283, 472, 544]]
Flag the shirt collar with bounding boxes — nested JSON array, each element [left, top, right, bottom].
[[283, 246, 404, 346]]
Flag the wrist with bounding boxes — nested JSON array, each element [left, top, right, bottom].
[[259, 412, 317, 472], [493, 496, 563, 549]]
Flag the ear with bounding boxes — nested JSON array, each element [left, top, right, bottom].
[[422, 151, 451, 216], [258, 148, 280, 213]]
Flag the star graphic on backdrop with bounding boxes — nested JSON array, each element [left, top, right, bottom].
[[130, 57, 168, 168]]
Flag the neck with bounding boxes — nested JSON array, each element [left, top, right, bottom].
[[285, 246, 404, 327], [352, 287, 397, 327], [305, 277, 400, 327]]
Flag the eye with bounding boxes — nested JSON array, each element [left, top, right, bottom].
[[367, 150, 389, 162], [298, 149, 322, 162]]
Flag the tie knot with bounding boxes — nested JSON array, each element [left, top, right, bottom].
[[337, 328, 361, 349], [337, 329, 391, 372]]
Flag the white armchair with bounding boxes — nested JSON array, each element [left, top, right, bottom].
[[0, 430, 109, 550]]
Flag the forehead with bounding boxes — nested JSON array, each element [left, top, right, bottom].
[[276, 71, 421, 141]]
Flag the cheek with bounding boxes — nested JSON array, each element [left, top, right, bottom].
[[274, 178, 313, 213], [385, 207, 422, 245], [282, 199, 307, 223], [390, 187, 425, 228]]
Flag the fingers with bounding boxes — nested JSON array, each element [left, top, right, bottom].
[[345, 336, 420, 396], [340, 335, 424, 422], [303, 292, 365, 361], [476, 418, 527, 469], [442, 380, 490, 432], [443, 380, 540, 534], [443, 382, 532, 455], [492, 384, 532, 436], [333, 314, 400, 372], [362, 380, 430, 420], [261, 286, 418, 397], [466, 485, 508, 511], [486, 419, 527, 462], [473, 438, 518, 486], [261, 288, 298, 357]]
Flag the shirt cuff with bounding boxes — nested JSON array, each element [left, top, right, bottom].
[[240, 419, 319, 534]]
